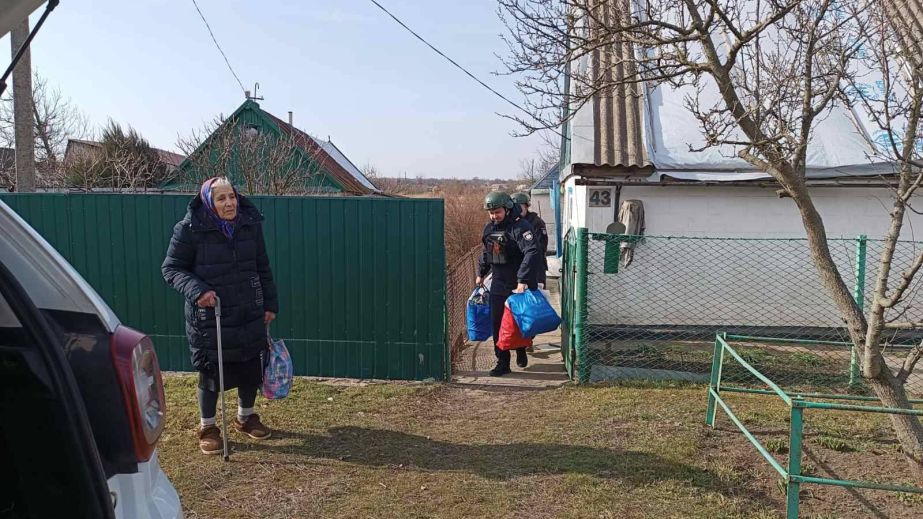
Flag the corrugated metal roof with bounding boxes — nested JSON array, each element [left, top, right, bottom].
[[530, 163, 559, 191], [65, 139, 185, 168], [883, 0, 923, 70], [262, 111, 379, 195], [573, 0, 650, 170], [311, 137, 379, 192], [156, 149, 185, 168]]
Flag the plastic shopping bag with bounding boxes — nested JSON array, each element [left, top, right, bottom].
[[497, 303, 532, 350], [506, 289, 562, 338], [466, 287, 491, 341], [262, 335, 293, 400]]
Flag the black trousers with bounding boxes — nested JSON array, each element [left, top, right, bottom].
[[490, 293, 527, 367], [198, 385, 258, 420]]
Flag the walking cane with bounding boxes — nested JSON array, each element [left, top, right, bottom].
[[215, 296, 230, 462]]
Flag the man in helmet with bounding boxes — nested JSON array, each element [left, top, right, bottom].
[[512, 191, 548, 287], [476, 191, 540, 376]]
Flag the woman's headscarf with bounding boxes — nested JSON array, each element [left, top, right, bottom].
[[199, 177, 239, 240]]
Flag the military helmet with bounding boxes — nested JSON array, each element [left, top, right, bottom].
[[512, 192, 531, 205], [483, 191, 514, 210]]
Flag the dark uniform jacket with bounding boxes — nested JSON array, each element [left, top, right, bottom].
[[522, 211, 549, 284], [162, 195, 279, 371], [477, 205, 540, 297]]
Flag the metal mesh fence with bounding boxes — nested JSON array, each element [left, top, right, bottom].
[[560, 229, 578, 379], [446, 246, 482, 372], [569, 232, 923, 394]]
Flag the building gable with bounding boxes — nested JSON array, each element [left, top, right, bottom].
[[169, 100, 371, 194]]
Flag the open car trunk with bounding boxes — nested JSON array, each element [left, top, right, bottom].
[[0, 259, 114, 519]]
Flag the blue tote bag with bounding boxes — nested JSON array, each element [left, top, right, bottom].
[[506, 289, 561, 338], [466, 287, 492, 341]]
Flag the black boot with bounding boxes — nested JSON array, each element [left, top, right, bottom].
[[516, 348, 528, 368], [489, 363, 512, 377]]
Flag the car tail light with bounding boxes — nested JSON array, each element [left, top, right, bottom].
[[111, 326, 166, 462]]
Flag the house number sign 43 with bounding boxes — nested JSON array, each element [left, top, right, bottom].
[[588, 189, 612, 207]]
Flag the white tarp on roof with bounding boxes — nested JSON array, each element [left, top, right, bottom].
[[642, 79, 892, 181], [569, 67, 892, 181], [567, 0, 896, 182]]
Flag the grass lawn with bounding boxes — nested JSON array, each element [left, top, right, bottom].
[[158, 375, 923, 519]]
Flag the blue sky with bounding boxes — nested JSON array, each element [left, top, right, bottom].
[[3, 0, 551, 179]]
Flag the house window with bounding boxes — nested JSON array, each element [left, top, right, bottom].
[[243, 125, 260, 140]]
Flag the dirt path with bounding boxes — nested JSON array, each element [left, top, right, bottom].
[[453, 277, 568, 389]]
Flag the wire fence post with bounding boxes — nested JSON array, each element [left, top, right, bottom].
[[786, 404, 804, 519], [575, 227, 590, 384], [562, 230, 577, 379], [850, 234, 868, 389], [706, 333, 727, 427]]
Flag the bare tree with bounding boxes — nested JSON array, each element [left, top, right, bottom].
[[66, 120, 168, 192], [518, 157, 544, 186], [501, 0, 923, 482], [362, 163, 410, 195], [177, 116, 332, 196], [518, 128, 562, 188], [444, 191, 486, 264], [519, 133, 561, 186], [0, 72, 92, 187]]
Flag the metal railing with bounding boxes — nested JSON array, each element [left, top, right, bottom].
[[706, 333, 923, 519]]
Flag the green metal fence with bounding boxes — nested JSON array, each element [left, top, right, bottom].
[[1, 193, 447, 380], [562, 229, 923, 392], [560, 227, 584, 380], [707, 333, 923, 519]]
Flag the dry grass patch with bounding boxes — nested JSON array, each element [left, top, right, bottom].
[[159, 376, 921, 518]]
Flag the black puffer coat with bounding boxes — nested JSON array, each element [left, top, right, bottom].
[[161, 194, 279, 371], [477, 204, 540, 298]]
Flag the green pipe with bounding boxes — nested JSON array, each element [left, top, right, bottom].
[[705, 335, 726, 427], [786, 406, 804, 519], [726, 334, 851, 347], [850, 235, 868, 388], [574, 227, 590, 384], [720, 386, 923, 405], [853, 235, 868, 311], [797, 400, 923, 416], [791, 475, 923, 494], [717, 338, 792, 406], [709, 387, 788, 477], [587, 234, 858, 243], [726, 334, 916, 351]]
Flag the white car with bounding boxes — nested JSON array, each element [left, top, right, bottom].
[[0, 199, 183, 519]]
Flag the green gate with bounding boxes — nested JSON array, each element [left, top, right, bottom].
[[1, 193, 447, 381]]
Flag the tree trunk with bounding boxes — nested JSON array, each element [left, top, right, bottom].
[[864, 196, 907, 377], [11, 18, 35, 192], [781, 176, 867, 345], [784, 175, 923, 485], [869, 373, 923, 484], [33, 105, 58, 177]]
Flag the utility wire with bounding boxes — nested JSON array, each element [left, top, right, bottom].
[[367, 0, 561, 135], [191, 0, 247, 94]]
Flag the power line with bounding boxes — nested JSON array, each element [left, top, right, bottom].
[[190, 0, 246, 94], [367, 0, 559, 135]]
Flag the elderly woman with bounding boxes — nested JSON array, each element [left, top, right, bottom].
[[162, 177, 279, 455]]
